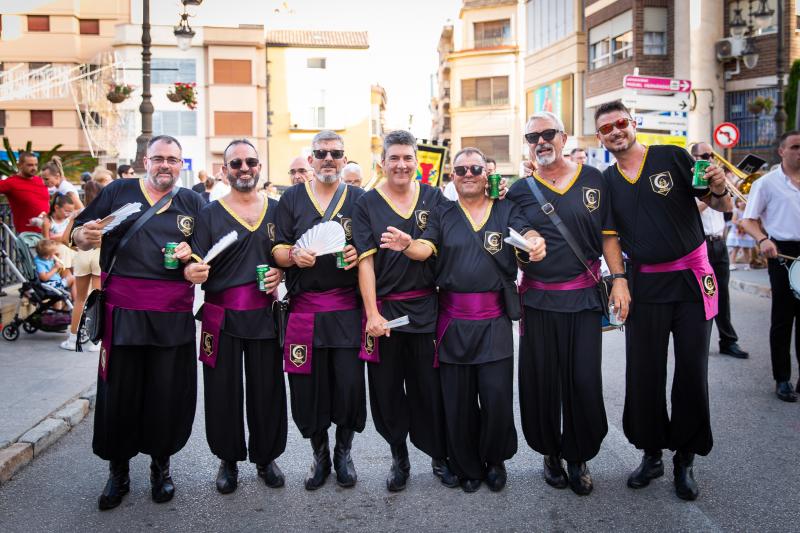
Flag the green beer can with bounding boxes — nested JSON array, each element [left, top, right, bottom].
[[256, 264, 270, 291], [488, 173, 501, 199], [336, 251, 347, 269], [164, 242, 179, 269], [692, 160, 711, 189]]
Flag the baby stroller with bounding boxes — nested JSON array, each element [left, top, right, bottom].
[[1, 224, 85, 342]]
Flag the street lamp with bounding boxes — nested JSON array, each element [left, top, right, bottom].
[[173, 12, 195, 52], [729, 8, 749, 38], [752, 0, 775, 30], [741, 37, 759, 69]]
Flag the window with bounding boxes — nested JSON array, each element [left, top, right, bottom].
[[79, 110, 102, 127], [27, 15, 49, 32], [643, 7, 667, 55], [612, 31, 633, 61], [726, 87, 778, 148], [307, 58, 326, 69], [309, 106, 325, 128], [79, 19, 99, 35], [526, 0, 575, 53], [461, 76, 509, 107], [0, 110, 6, 135], [213, 59, 251, 84], [151, 58, 196, 84], [214, 111, 252, 136], [461, 136, 510, 162], [589, 10, 633, 70], [29, 62, 51, 71], [153, 111, 196, 136], [474, 19, 511, 48], [30, 110, 53, 127]]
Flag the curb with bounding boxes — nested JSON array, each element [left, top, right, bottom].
[[729, 279, 771, 299], [0, 382, 97, 485]]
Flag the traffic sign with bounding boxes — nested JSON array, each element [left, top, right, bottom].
[[634, 112, 688, 131], [623, 75, 692, 93], [622, 93, 690, 112], [713, 122, 740, 149]]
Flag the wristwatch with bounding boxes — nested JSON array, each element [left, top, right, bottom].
[[609, 273, 626, 280]]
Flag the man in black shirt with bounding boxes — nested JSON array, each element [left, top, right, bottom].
[[596, 100, 731, 501]]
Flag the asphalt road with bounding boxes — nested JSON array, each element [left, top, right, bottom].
[[1, 289, 798, 532]]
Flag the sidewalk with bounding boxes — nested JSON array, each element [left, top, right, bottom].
[[728, 263, 771, 298]]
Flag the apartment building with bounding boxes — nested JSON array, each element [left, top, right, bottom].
[[430, 24, 454, 148]]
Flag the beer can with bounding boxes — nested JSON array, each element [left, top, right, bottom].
[[608, 302, 624, 327], [164, 242, 179, 269], [692, 160, 711, 189], [336, 251, 347, 269], [488, 173, 501, 199], [256, 264, 270, 291]]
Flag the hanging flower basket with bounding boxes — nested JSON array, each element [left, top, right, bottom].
[[167, 82, 197, 110], [747, 95, 774, 115], [107, 83, 134, 104]]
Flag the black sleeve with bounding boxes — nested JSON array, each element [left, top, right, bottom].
[[274, 188, 296, 247], [73, 180, 119, 229], [600, 174, 617, 234], [507, 200, 531, 236], [352, 194, 377, 258], [190, 206, 214, 259], [419, 203, 443, 252]]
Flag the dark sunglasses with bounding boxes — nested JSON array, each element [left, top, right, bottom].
[[453, 165, 484, 177], [695, 153, 713, 161], [227, 157, 259, 170], [597, 118, 632, 135], [524, 129, 561, 144], [313, 149, 345, 160]]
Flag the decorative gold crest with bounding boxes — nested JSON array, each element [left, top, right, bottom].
[[177, 215, 195, 236], [266, 222, 276, 241], [648, 172, 673, 196], [364, 332, 375, 354], [414, 210, 430, 231], [583, 187, 600, 212], [340, 217, 353, 240], [484, 231, 502, 255], [202, 332, 214, 356], [290, 344, 307, 367], [702, 274, 717, 297]]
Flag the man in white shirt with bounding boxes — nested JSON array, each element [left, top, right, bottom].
[[741, 131, 800, 402], [208, 169, 231, 202], [692, 143, 748, 359]]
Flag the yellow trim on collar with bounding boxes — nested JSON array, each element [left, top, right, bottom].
[[357, 248, 377, 262], [417, 239, 438, 256], [616, 146, 648, 185], [218, 197, 268, 232], [375, 181, 420, 219], [533, 164, 582, 195], [458, 199, 493, 232], [138, 179, 173, 214], [602, 230, 619, 236], [305, 180, 347, 218]]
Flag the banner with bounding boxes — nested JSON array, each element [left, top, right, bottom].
[[416, 143, 447, 187], [636, 132, 687, 148]]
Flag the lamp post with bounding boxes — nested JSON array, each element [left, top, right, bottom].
[[773, 0, 786, 155]]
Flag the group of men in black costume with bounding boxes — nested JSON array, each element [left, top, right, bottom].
[[71, 98, 730, 510]]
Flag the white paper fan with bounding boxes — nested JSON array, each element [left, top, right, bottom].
[[503, 227, 531, 252], [296, 221, 346, 256], [202, 230, 238, 263], [100, 202, 142, 234]]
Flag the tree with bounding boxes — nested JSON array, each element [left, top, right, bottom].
[[0, 137, 96, 180], [785, 59, 800, 131]]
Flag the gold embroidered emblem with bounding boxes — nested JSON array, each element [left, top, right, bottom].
[[99, 347, 107, 371], [414, 210, 429, 231], [340, 217, 353, 240], [484, 231, 502, 255], [202, 332, 214, 356], [648, 172, 673, 196], [290, 344, 307, 367], [583, 187, 600, 212], [177, 215, 195, 236], [702, 274, 717, 297], [364, 332, 375, 354], [266, 222, 276, 241]]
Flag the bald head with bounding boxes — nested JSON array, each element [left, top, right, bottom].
[[289, 156, 312, 185], [690, 142, 713, 161]]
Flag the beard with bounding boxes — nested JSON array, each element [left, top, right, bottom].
[[148, 168, 177, 191], [534, 143, 557, 166], [604, 133, 636, 154], [228, 171, 258, 192], [315, 169, 340, 184]]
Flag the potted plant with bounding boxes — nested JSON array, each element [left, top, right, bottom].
[[167, 82, 197, 110], [107, 83, 134, 103], [747, 95, 775, 115]]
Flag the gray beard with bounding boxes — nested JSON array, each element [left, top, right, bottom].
[[535, 143, 557, 166], [315, 170, 340, 184], [229, 174, 257, 192]]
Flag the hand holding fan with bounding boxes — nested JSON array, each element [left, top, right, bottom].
[[202, 230, 238, 263], [504, 227, 532, 252], [295, 221, 346, 256], [100, 202, 142, 234]]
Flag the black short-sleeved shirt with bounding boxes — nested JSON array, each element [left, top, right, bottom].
[[603, 144, 708, 303], [507, 165, 614, 312], [420, 199, 529, 365], [191, 197, 278, 340], [73, 179, 204, 346], [273, 181, 365, 348], [352, 183, 444, 334]]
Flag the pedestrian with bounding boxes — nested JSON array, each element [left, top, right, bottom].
[[272, 130, 363, 490], [201, 175, 215, 203], [570, 147, 588, 165], [42, 193, 76, 271], [508, 111, 629, 496], [740, 130, 800, 403], [34, 238, 76, 302], [42, 156, 84, 209], [288, 155, 312, 185], [342, 162, 363, 188], [184, 139, 288, 494], [192, 169, 208, 193], [71, 134, 204, 510], [595, 100, 731, 501], [727, 197, 756, 269], [381, 147, 545, 493], [92, 168, 114, 187], [116, 164, 135, 179], [0, 151, 50, 234]]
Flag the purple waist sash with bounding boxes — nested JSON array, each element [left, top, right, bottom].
[[359, 287, 435, 363], [200, 284, 276, 368], [283, 287, 358, 374], [434, 291, 504, 368], [519, 261, 600, 292], [638, 241, 718, 320], [99, 273, 194, 381]]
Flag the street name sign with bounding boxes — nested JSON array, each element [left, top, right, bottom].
[[622, 93, 690, 112], [623, 75, 692, 93]]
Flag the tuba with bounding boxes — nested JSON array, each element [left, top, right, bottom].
[[709, 151, 763, 204]]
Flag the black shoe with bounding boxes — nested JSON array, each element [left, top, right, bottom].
[[460, 478, 481, 493], [720, 343, 749, 358], [304, 431, 331, 491], [776, 381, 798, 402], [543, 455, 568, 489], [150, 456, 175, 504], [673, 452, 699, 501], [257, 461, 285, 488], [431, 458, 459, 488], [333, 426, 357, 488], [97, 460, 130, 511], [386, 442, 411, 492], [627, 450, 664, 489], [215, 460, 238, 494], [567, 461, 593, 496], [485, 463, 507, 492]]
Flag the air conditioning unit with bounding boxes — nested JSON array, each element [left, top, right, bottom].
[[715, 37, 745, 61]]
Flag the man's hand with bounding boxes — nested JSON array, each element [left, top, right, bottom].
[[485, 178, 509, 199], [527, 235, 546, 262], [380, 226, 412, 252], [263, 266, 283, 292], [609, 278, 631, 322], [704, 164, 727, 195], [759, 238, 778, 259], [174, 241, 193, 263], [342, 244, 358, 271], [78, 220, 104, 249], [293, 247, 317, 268], [184, 262, 210, 284], [366, 311, 390, 338]]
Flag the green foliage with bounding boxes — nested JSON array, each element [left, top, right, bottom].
[[0, 137, 97, 181], [785, 59, 800, 131]]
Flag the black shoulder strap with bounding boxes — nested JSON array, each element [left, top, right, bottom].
[[454, 201, 511, 283], [526, 177, 598, 282]]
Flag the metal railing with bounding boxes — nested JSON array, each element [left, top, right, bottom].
[[1, 203, 25, 291]]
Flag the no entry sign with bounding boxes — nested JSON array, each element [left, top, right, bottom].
[[713, 122, 740, 149]]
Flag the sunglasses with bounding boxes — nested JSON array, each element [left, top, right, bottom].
[[313, 149, 345, 160], [597, 118, 632, 135], [695, 153, 713, 161], [288, 168, 308, 175], [227, 157, 259, 170], [524, 129, 561, 144], [453, 165, 484, 177]]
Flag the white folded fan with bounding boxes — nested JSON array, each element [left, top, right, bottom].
[[296, 221, 346, 256], [99, 202, 142, 234], [383, 315, 410, 329], [503, 227, 531, 252], [202, 230, 238, 263]]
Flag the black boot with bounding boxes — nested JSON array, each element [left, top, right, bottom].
[[97, 459, 130, 511], [543, 455, 568, 489], [567, 461, 593, 496], [627, 450, 664, 489], [215, 460, 238, 494], [257, 461, 285, 488], [304, 431, 331, 491], [673, 451, 699, 501], [385, 441, 411, 492], [431, 458, 459, 488], [333, 426, 357, 488], [485, 462, 508, 492], [150, 456, 175, 503]]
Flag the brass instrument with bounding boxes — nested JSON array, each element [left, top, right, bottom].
[[709, 151, 763, 204]]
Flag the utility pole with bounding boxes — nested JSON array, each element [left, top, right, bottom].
[[133, 0, 153, 173], [774, 0, 786, 159]]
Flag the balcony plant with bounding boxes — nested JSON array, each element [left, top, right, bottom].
[[167, 82, 197, 110], [107, 83, 134, 104], [747, 95, 774, 115]]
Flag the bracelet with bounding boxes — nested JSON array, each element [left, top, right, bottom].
[[710, 189, 729, 198], [757, 237, 769, 246], [401, 241, 411, 252], [609, 273, 626, 280]]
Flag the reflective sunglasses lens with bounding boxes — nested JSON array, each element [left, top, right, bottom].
[[454, 166, 467, 176], [470, 165, 484, 175], [228, 159, 243, 169], [615, 118, 630, 129], [541, 129, 558, 141], [245, 158, 259, 167]]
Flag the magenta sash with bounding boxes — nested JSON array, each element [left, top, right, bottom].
[[283, 288, 358, 374], [99, 273, 194, 381], [359, 288, 435, 363], [434, 291, 504, 368], [199, 284, 276, 368], [638, 241, 719, 320]]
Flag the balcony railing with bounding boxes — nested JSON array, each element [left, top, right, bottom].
[[462, 97, 509, 107]]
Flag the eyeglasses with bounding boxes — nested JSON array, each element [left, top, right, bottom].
[[227, 157, 259, 170], [524, 129, 561, 144], [695, 153, 713, 161], [288, 168, 309, 176], [312, 149, 345, 160], [453, 165, 484, 177], [148, 156, 183, 166], [597, 118, 632, 135]]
